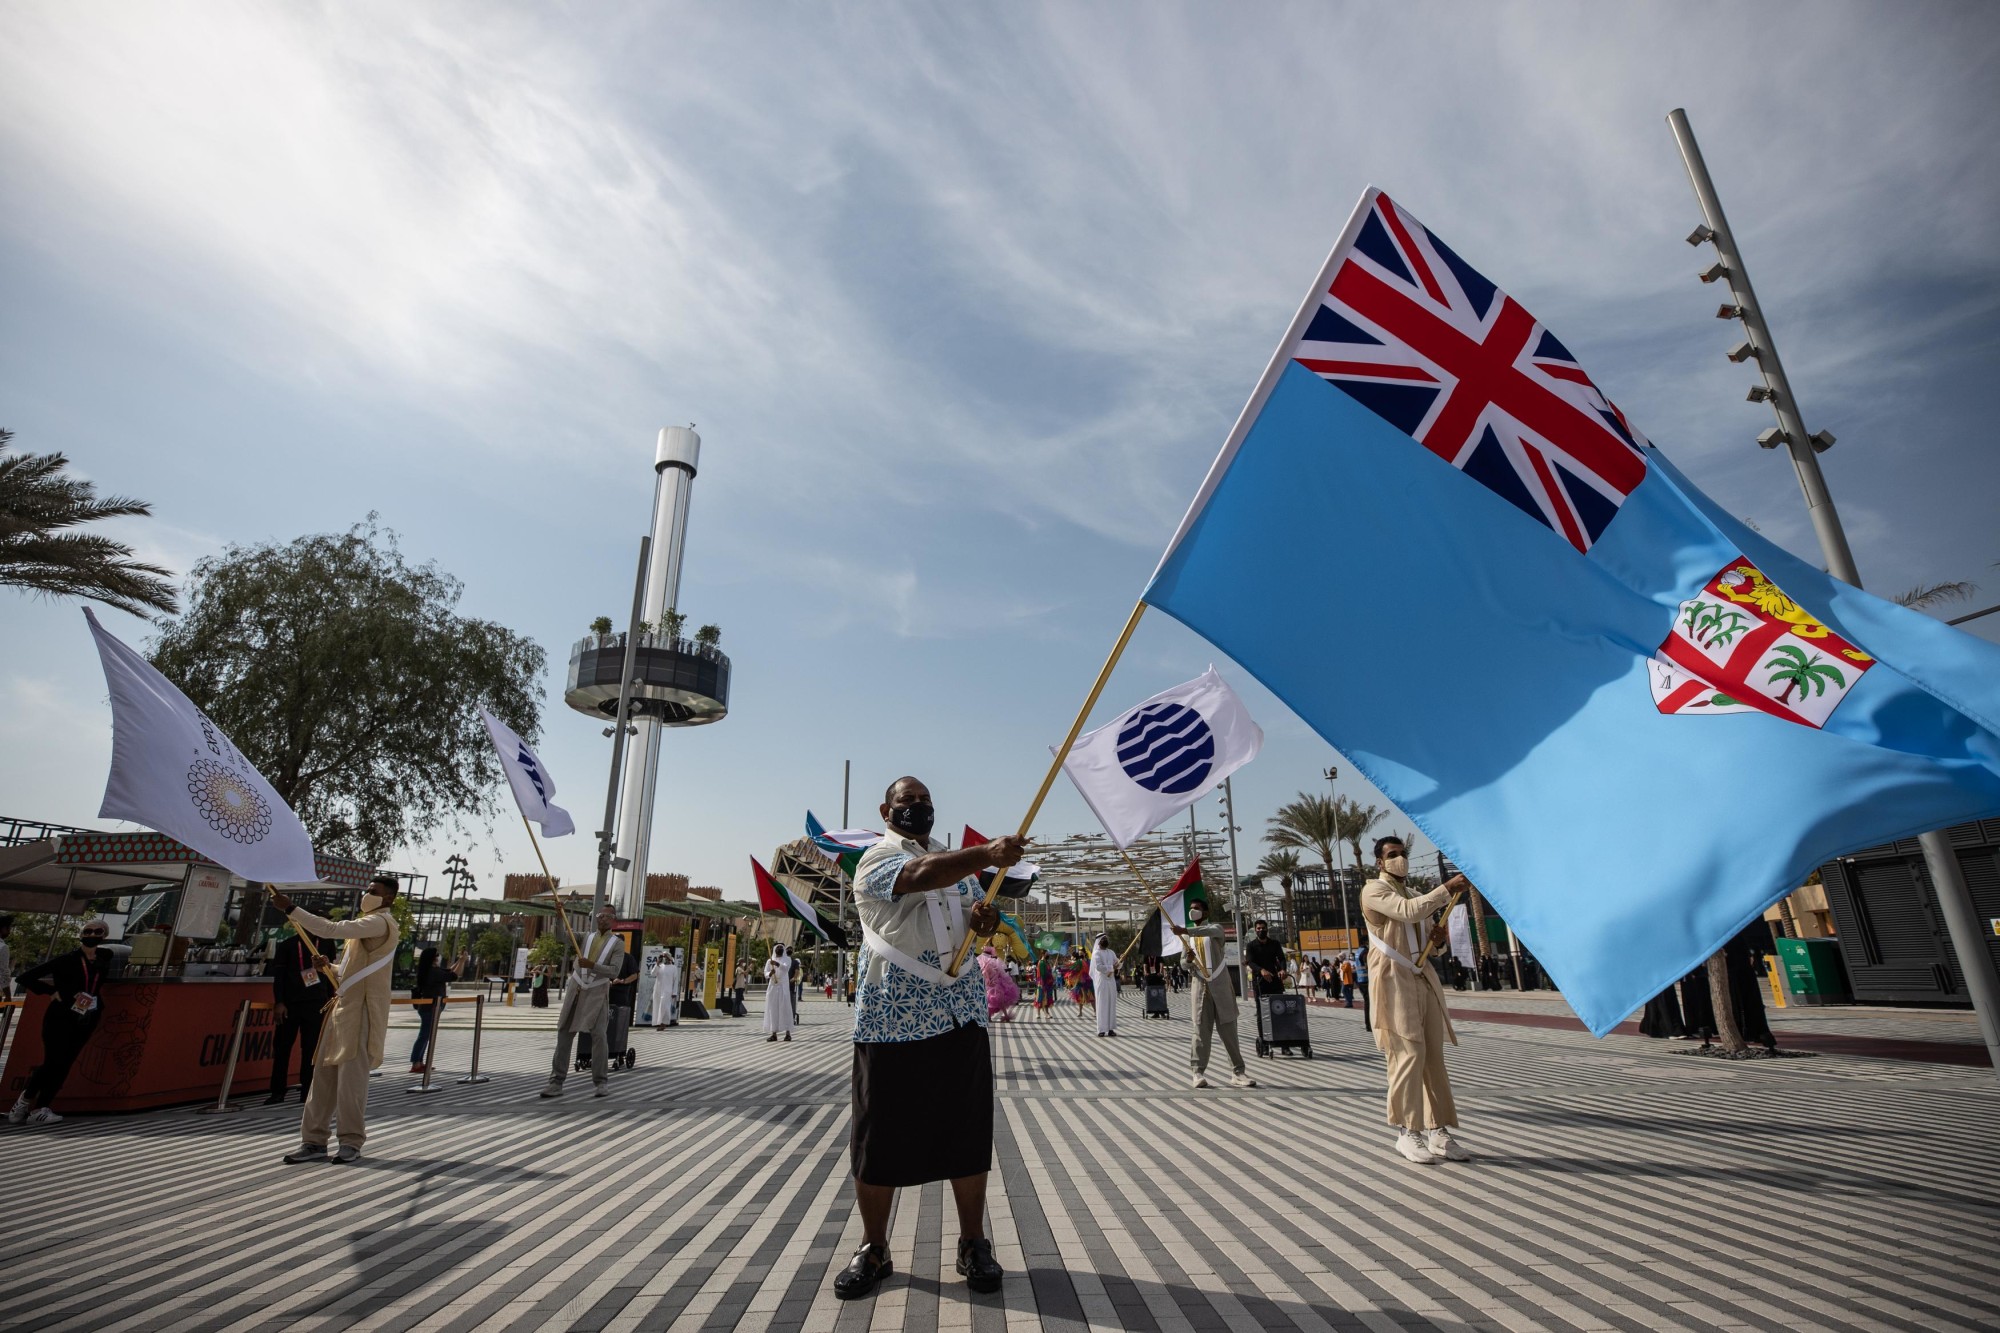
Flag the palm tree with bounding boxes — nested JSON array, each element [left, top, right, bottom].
[[1762, 644, 1845, 705], [0, 432, 177, 617], [1333, 797, 1388, 890], [1255, 848, 1304, 966], [1267, 793, 1345, 946], [1893, 580, 1975, 610]]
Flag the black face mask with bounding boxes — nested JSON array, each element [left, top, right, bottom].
[[888, 802, 935, 840]]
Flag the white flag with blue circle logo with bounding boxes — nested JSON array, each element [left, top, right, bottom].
[[480, 708, 575, 838], [1058, 668, 1263, 849]]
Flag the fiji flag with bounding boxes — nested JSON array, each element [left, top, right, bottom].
[[1143, 187, 2000, 1035]]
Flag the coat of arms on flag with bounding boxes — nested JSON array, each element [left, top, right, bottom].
[[1649, 558, 1875, 728]]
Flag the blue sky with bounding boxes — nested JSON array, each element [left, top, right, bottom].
[[3, 2, 1996, 907]]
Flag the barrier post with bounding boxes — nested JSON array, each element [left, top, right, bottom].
[[0, 999, 18, 1058], [199, 999, 254, 1114], [458, 994, 490, 1084]]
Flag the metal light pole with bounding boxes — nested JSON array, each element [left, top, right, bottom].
[[1670, 108, 2000, 1076], [593, 536, 652, 914], [1323, 765, 1354, 947]]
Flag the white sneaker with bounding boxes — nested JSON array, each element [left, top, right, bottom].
[[1394, 1131, 1438, 1165], [1191, 1073, 1211, 1088], [1227, 1072, 1258, 1089], [6, 1094, 29, 1125], [1426, 1128, 1470, 1162], [25, 1107, 62, 1128]]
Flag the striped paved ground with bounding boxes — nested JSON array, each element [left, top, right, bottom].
[[3, 991, 1996, 1332]]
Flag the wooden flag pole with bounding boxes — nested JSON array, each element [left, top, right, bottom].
[[1413, 885, 1467, 971], [944, 601, 1148, 978], [523, 816, 586, 957]]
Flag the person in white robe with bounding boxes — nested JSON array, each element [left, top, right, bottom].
[[1090, 936, 1119, 1037], [763, 944, 797, 1040], [652, 948, 681, 1029]]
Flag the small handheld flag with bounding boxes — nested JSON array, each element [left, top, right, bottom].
[[480, 708, 575, 838], [751, 856, 850, 947], [962, 825, 1040, 898], [1058, 668, 1263, 849], [1153, 859, 1209, 959], [85, 608, 320, 884]]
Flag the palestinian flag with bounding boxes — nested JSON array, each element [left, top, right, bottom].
[[1154, 858, 1208, 959], [805, 811, 878, 879], [752, 855, 850, 947], [962, 825, 1040, 898]]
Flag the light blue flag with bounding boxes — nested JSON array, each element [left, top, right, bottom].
[[1142, 188, 2000, 1034]]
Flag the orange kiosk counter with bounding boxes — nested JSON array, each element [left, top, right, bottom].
[[1, 977, 279, 1113], [0, 829, 381, 1114]]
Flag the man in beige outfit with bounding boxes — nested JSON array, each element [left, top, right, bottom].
[[271, 874, 401, 1165], [1361, 837, 1471, 1166], [542, 905, 626, 1098], [1170, 899, 1256, 1091]]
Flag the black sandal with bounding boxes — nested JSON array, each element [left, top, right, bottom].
[[833, 1242, 893, 1299]]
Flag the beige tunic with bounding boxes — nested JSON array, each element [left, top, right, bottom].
[[1360, 877, 1456, 1053], [558, 930, 627, 1034], [1182, 924, 1236, 1022], [288, 905, 399, 1068]]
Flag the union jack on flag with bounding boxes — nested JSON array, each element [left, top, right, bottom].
[[1289, 191, 1649, 553]]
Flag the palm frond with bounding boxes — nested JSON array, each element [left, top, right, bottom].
[[1893, 580, 1976, 610]]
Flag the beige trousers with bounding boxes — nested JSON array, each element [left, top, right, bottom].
[[1382, 987, 1457, 1131], [301, 1057, 372, 1148], [1190, 991, 1246, 1075]]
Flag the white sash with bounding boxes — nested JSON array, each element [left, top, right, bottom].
[[861, 886, 967, 989], [1368, 920, 1427, 975], [336, 950, 394, 997], [1188, 935, 1228, 986]]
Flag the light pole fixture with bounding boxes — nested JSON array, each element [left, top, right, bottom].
[[1670, 105, 2000, 1078]]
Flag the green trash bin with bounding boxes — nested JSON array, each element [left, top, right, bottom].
[[1775, 937, 1851, 1006]]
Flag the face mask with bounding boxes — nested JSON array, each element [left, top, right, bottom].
[[1188, 906, 1205, 921], [361, 892, 386, 912], [888, 802, 935, 840], [1383, 855, 1409, 878]]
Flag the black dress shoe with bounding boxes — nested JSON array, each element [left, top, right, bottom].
[[956, 1236, 1003, 1293], [263, 1092, 287, 1106], [282, 1143, 327, 1164], [832, 1242, 893, 1300]]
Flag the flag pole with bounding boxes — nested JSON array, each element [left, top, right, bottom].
[[523, 816, 585, 956], [944, 601, 1148, 977], [1114, 847, 1175, 965]]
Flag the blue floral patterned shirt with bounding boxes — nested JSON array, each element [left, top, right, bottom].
[[850, 833, 990, 1043]]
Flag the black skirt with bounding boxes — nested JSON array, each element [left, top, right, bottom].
[[851, 1021, 993, 1187]]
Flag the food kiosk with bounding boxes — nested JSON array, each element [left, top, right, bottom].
[[0, 830, 376, 1112]]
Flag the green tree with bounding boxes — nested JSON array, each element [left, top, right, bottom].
[[1333, 796, 1388, 885], [0, 430, 178, 617], [473, 929, 513, 970], [589, 615, 614, 636], [1266, 793, 1347, 947], [147, 516, 546, 864], [659, 608, 687, 640], [529, 932, 570, 968], [1762, 644, 1844, 705], [694, 623, 721, 647], [1255, 848, 1305, 965]]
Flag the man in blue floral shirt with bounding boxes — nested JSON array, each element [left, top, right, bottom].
[[833, 776, 1026, 1301]]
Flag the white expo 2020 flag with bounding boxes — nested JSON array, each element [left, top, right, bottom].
[[479, 708, 575, 838], [1058, 666, 1264, 849], [85, 607, 320, 884]]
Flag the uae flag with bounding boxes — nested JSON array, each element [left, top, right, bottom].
[[963, 825, 1039, 898], [752, 855, 849, 947], [1154, 859, 1209, 959]]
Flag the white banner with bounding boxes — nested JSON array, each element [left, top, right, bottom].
[[1058, 667, 1263, 849], [1447, 903, 1477, 969], [480, 708, 575, 837], [86, 609, 319, 884]]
